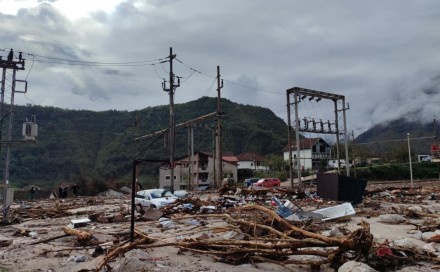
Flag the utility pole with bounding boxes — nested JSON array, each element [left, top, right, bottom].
[[1, 49, 26, 223], [187, 125, 193, 190], [333, 99, 340, 174], [342, 99, 350, 176], [352, 130, 357, 178], [407, 133, 414, 188], [216, 66, 223, 188], [294, 92, 302, 187], [162, 47, 179, 193], [286, 92, 293, 187]]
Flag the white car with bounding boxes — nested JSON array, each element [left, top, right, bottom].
[[135, 189, 178, 209]]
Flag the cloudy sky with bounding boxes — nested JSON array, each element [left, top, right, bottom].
[[1, 0, 439, 135]]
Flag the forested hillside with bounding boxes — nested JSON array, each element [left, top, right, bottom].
[[355, 118, 439, 159], [2, 97, 287, 190]]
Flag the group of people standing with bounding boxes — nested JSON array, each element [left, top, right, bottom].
[[58, 184, 79, 198], [29, 184, 80, 201]]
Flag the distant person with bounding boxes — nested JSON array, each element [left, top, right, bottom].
[[58, 186, 63, 198], [62, 186, 68, 198], [30, 186, 36, 201], [72, 184, 78, 197]]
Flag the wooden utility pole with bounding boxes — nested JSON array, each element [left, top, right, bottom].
[[216, 66, 223, 188], [162, 47, 179, 192], [187, 125, 193, 190]]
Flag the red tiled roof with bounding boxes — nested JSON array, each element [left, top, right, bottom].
[[281, 138, 323, 152], [237, 152, 265, 162], [223, 156, 239, 163]]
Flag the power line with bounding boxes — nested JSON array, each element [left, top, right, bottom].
[[223, 79, 283, 95], [175, 58, 215, 78], [3, 49, 287, 100], [175, 57, 284, 96], [0, 49, 168, 67], [31, 59, 165, 67], [354, 136, 435, 145], [27, 53, 167, 65]]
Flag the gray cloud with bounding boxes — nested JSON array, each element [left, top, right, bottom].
[[1, 0, 440, 133]]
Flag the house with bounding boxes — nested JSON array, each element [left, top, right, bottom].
[[282, 138, 332, 171], [236, 151, 268, 171], [159, 151, 238, 190]]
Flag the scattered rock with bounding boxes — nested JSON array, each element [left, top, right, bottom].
[[378, 214, 406, 224], [113, 257, 153, 272], [338, 260, 377, 272], [390, 238, 416, 249]]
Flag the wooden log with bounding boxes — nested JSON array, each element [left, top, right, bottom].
[[62, 227, 96, 246], [30, 234, 69, 245]]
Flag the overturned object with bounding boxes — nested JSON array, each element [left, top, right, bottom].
[[273, 197, 355, 222], [68, 218, 91, 229], [312, 202, 356, 221]]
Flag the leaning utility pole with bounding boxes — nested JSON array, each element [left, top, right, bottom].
[[162, 47, 179, 192], [1, 49, 26, 223], [215, 66, 223, 188]]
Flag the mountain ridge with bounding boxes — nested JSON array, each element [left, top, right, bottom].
[[2, 97, 288, 190]]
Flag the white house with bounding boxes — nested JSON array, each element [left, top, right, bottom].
[[236, 151, 268, 171], [282, 138, 332, 171], [159, 152, 238, 190]]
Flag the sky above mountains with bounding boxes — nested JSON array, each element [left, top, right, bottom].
[[1, 0, 439, 135]]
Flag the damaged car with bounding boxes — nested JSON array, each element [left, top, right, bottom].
[[135, 189, 178, 209]]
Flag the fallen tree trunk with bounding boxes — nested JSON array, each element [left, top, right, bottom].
[[62, 227, 97, 246]]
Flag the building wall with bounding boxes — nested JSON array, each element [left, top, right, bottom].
[[237, 160, 268, 171], [222, 160, 238, 181], [283, 140, 332, 171], [159, 153, 238, 189], [284, 149, 313, 170], [159, 165, 182, 189]]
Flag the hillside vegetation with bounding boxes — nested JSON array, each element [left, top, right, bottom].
[[1, 97, 287, 190]]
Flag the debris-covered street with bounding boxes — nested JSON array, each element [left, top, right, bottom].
[[2, 181, 440, 272]]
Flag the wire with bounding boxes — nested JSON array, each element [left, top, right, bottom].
[[32, 59, 165, 67], [27, 52, 166, 65], [25, 55, 35, 81], [203, 77, 218, 97], [161, 61, 169, 74], [177, 69, 196, 83], [354, 136, 435, 145], [23, 93, 36, 106], [152, 64, 166, 81], [223, 79, 283, 95], [136, 124, 171, 159], [175, 57, 285, 99], [175, 58, 215, 78]]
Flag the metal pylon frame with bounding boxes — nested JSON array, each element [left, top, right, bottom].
[[286, 87, 350, 188]]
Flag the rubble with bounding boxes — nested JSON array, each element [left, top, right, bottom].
[[2, 181, 440, 271]]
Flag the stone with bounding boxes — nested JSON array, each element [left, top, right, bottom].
[[74, 255, 86, 262], [338, 261, 377, 272], [113, 257, 153, 272], [378, 214, 406, 223]]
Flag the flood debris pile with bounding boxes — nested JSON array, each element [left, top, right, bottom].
[[364, 186, 440, 204], [3, 183, 440, 271], [95, 204, 374, 271]]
